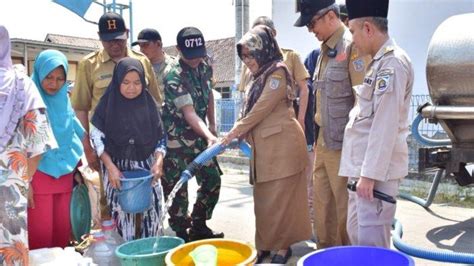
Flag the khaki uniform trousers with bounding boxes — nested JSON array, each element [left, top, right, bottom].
[[306, 150, 315, 224], [313, 144, 350, 248], [347, 177, 400, 248]]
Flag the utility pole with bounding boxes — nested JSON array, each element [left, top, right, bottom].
[[234, 0, 249, 90]]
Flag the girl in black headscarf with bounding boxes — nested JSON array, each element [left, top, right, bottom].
[[91, 57, 166, 241]]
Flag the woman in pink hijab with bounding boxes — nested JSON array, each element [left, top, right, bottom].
[[0, 25, 56, 265]]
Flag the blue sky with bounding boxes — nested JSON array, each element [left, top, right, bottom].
[[1, 0, 271, 45]]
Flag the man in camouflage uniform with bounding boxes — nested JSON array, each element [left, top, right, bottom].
[[132, 28, 175, 99], [162, 27, 223, 242]]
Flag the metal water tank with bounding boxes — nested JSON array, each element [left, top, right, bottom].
[[424, 13, 474, 145], [427, 13, 474, 105]]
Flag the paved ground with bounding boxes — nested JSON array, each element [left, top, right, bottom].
[[163, 162, 474, 265]]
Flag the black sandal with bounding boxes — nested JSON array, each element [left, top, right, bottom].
[[271, 247, 292, 264], [256, 250, 271, 264]]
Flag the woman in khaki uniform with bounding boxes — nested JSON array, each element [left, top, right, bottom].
[[221, 25, 311, 264]]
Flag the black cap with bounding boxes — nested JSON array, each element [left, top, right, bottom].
[[98, 12, 127, 41], [346, 0, 389, 20], [294, 0, 335, 27], [176, 27, 206, 59], [339, 4, 348, 18], [131, 28, 161, 46]]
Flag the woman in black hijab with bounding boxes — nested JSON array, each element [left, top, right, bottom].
[[91, 57, 166, 241]]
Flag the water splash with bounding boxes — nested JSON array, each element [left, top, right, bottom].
[[152, 172, 190, 253], [150, 140, 250, 253]]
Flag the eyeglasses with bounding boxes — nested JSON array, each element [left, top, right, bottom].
[[241, 53, 255, 60], [306, 10, 329, 29]]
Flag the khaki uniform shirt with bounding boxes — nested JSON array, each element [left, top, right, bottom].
[[339, 39, 414, 181], [281, 48, 310, 85], [314, 25, 368, 147], [71, 48, 161, 113], [232, 68, 307, 183], [315, 25, 366, 128], [152, 52, 176, 99]]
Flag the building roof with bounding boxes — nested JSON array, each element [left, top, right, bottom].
[[45, 33, 102, 50], [10, 37, 97, 63], [13, 33, 238, 87], [164, 37, 236, 88]]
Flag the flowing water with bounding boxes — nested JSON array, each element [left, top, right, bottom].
[[152, 176, 187, 253]]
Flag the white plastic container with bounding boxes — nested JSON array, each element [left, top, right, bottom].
[[83, 231, 118, 266], [101, 220, 124, 246], [29, 247, 95, 266], [190, 244, 218, 266]]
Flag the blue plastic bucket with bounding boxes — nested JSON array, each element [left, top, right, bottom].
[[297, 246, 415, 266], [116, 236, 184, 266], [116, 169, 153, 213]]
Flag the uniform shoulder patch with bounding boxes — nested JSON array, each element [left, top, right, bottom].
[[269, 75, 282, 90], [352, 58, 365, 72], [375, 68, 394, 93]]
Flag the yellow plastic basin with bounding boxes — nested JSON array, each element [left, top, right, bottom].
[[165, 239, 257, 265]]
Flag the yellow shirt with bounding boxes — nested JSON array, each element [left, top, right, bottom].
[[71, 48, 161, 113]]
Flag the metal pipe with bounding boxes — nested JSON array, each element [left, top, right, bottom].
[[421, 105, 474, 120], [129, 0, 133, 48]]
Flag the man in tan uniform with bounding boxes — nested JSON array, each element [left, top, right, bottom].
[[340, 0, 414, 248], [71, 12, 160, 219], [295, 0, 366, 249], [132, 28, 175, 97]]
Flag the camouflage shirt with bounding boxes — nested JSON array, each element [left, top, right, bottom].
[[162, 58, 213, 153]]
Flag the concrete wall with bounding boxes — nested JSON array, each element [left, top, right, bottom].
[[271, 0, 474, 95]]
